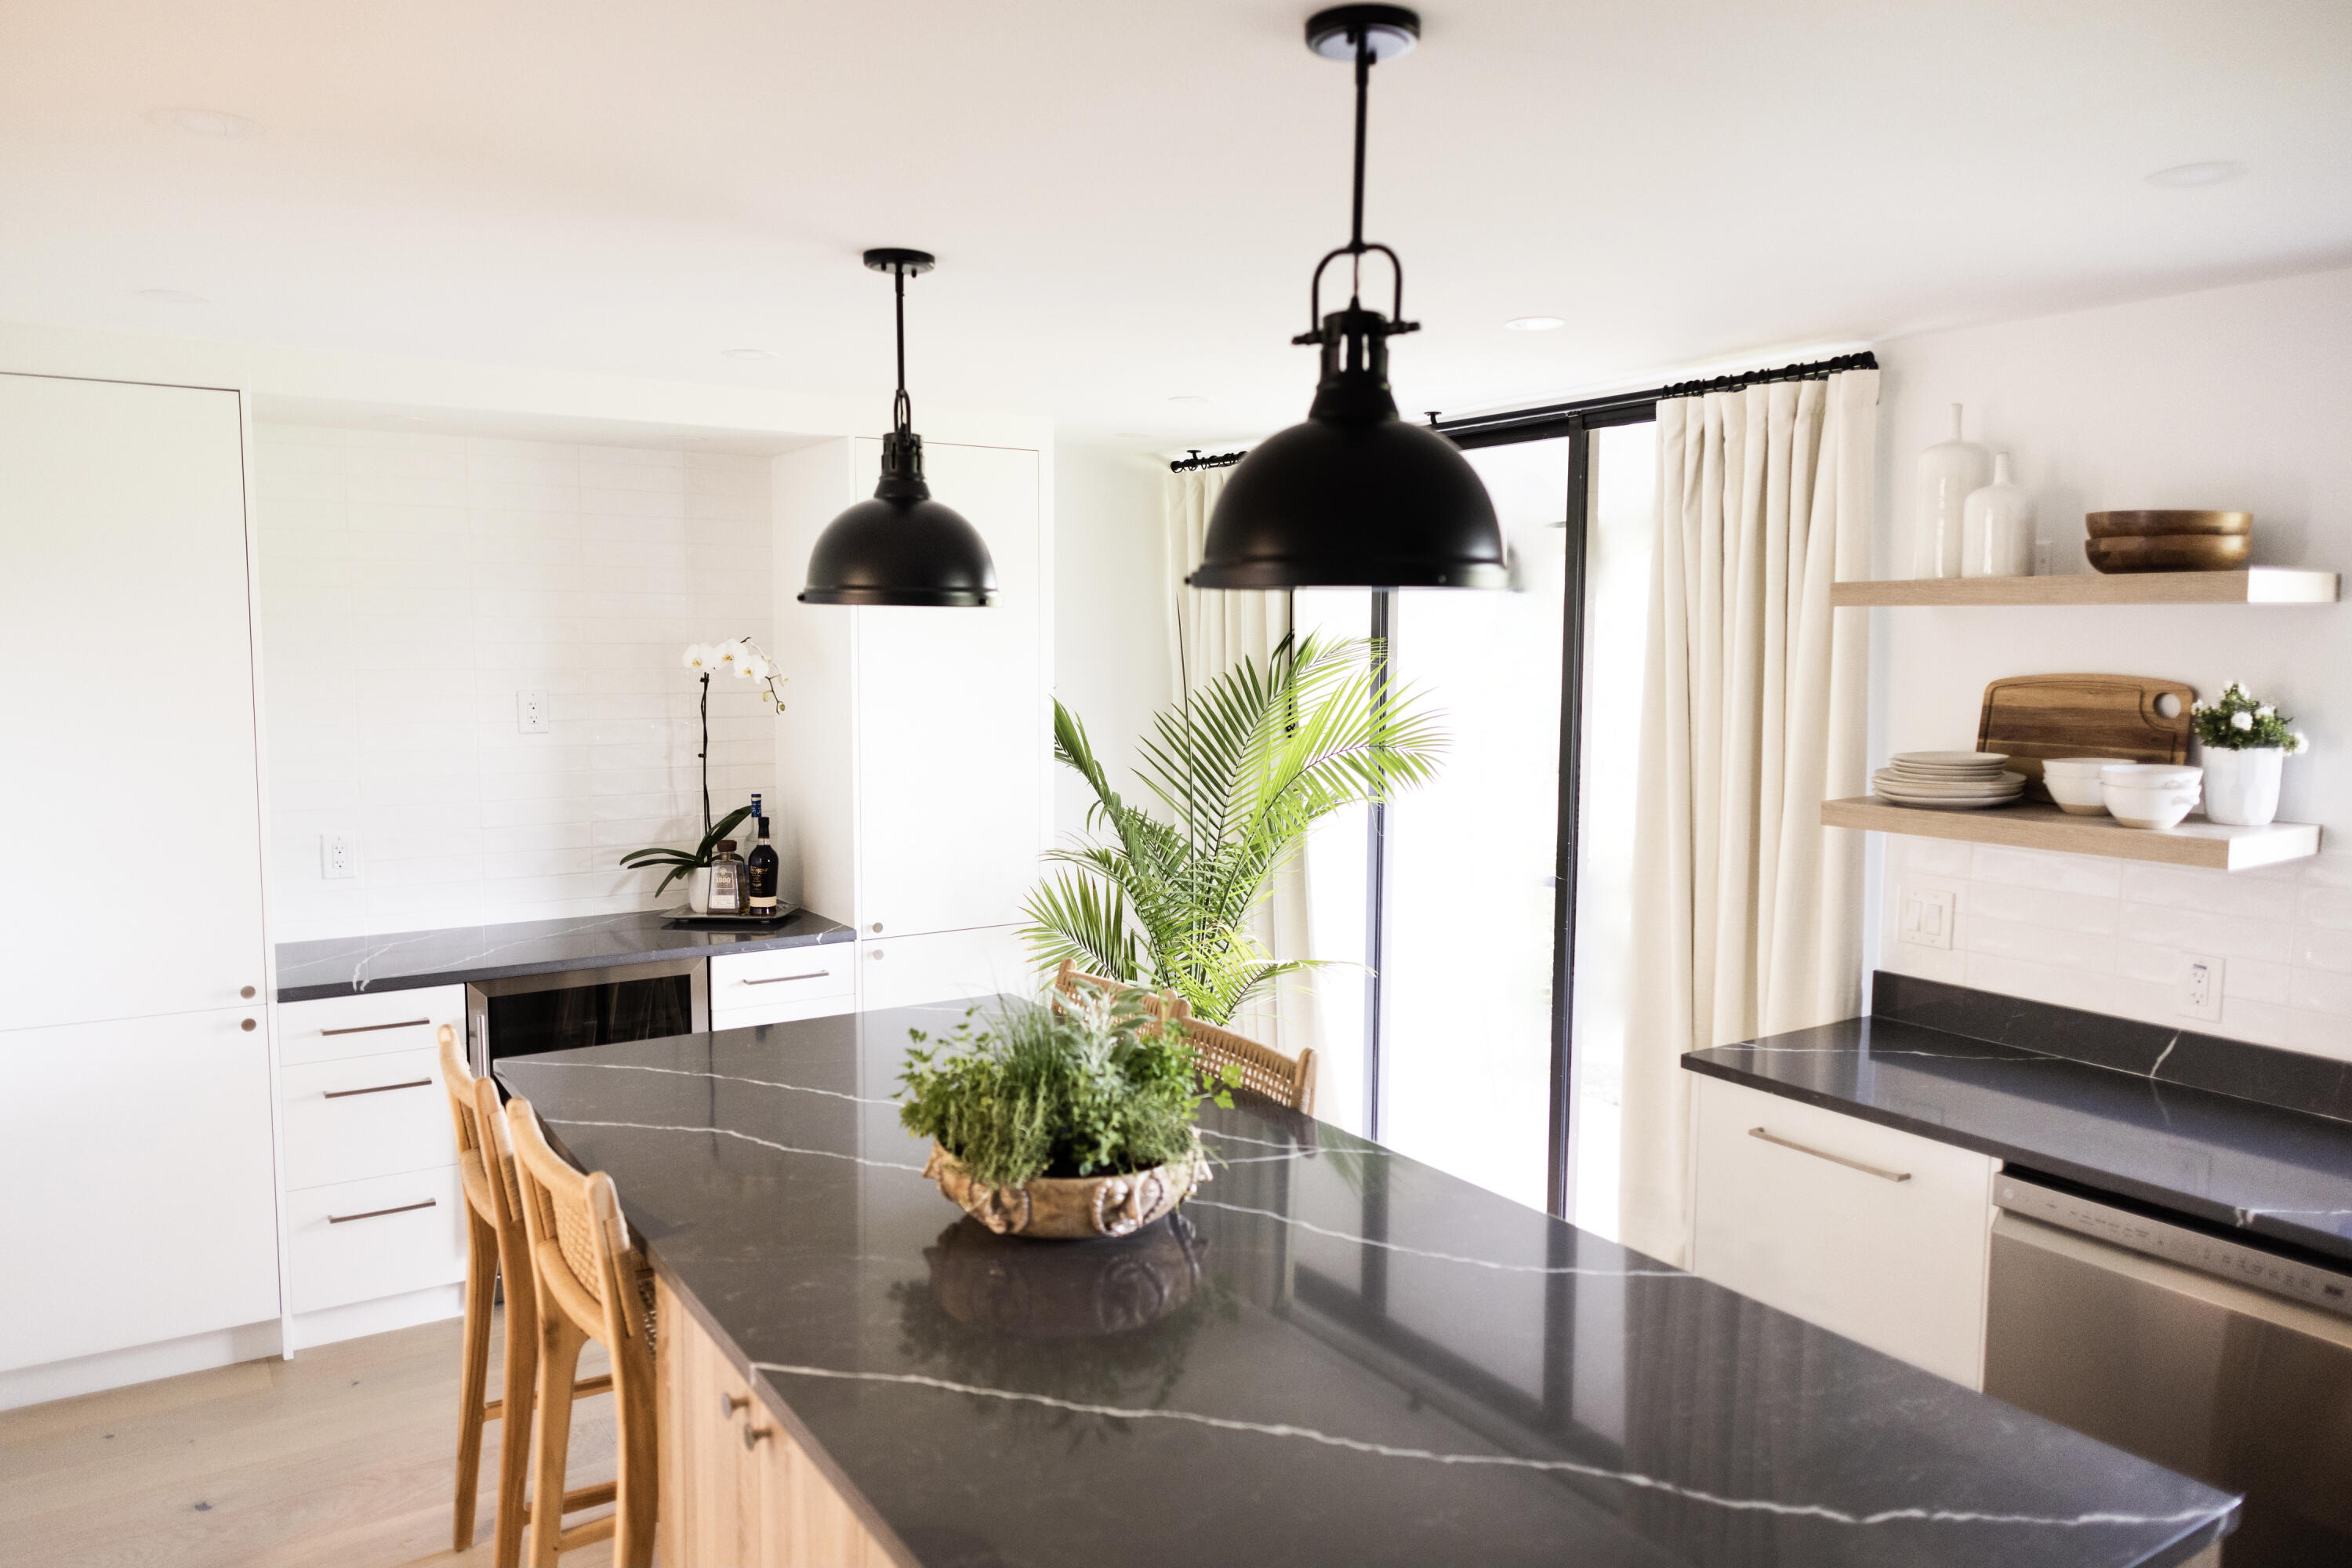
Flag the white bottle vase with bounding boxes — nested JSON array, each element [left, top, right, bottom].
[[1961, 453, 2035, 577], [2201, 747, 2284, 826], [1915, 403, 1991, 579]]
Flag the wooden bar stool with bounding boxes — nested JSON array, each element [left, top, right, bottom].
[[1171, 1014, 1318, 1116], [437, 1027, 615, 1566], [506, 1094, 660, 1568], [1051, 957, 1184, 1028]]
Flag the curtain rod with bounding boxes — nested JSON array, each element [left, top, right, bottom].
[[1168, 350, 1878, 470]]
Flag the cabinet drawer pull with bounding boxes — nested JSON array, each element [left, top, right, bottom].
[[1748, 1127, 1911, 1184], [740, 971, 828, 986], [328, 1197, 437, 1225], [322, 1077, 433, 1100], [318, 1018, 432, 1037], [742, 1422, 773, 1450]]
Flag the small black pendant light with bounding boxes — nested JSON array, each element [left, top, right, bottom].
[[1189, 5, 1505, 591], [800, 249, 997, 606]]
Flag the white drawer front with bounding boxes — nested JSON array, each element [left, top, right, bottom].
[[286, 1166, 466, 1315], [712, 993, 858, 1031], [281, 1045, 452, 1191], [280, 985, 465, 1065], [1692, 1073, 1995, 1388], [710, 944, 855, 1012]]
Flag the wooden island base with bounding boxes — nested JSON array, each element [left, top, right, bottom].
[[655, 1276, 903, 1567]]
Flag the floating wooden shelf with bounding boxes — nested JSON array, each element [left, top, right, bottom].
[[1822, 797, 2321, 871], [1831, 569, 2339, 608]]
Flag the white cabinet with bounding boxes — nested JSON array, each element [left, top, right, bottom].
[[771, 438, 1051, 958], [710, 942, 857, 1029], [1691, 1073, 1996, 1388], [0, 1009, 281, 1374], [858, 925, 1030, 1011], [0, 374, 267, 1033]]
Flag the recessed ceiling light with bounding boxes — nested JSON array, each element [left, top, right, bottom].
[[147, 106, 263, 139], [2147, 161, 2246, 189], [720, 347, 775, 361], [1168, 394, 1212, 405], [136, 288, 209, 305], [1504, 316, 1566, 332]]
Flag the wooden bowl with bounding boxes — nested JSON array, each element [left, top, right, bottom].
[[2085, 533, 2252, 573], [2085, 510, 2251, 539]]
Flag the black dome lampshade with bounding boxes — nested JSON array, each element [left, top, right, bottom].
[[1189, 5, 1506, 592], [800, 249, 998, 607]]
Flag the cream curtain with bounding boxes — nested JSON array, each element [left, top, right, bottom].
[[1162, 468, 1318, 1059], [1618, 370, 1878, 1267]]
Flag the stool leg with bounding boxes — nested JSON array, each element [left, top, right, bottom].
[[452, 1213, 498, 1550], [491, 1279, 538, 1568], [612, 1352, 659, 1568], [525, 1314, 586, 1568]]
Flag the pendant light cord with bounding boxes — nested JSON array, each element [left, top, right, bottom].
[[891, 262, 913, 437], [1348, 30, 1370, 304]]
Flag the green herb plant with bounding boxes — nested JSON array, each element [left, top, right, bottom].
[[2191, 682, 2309, 754], [898, 989, 1240, 1190]]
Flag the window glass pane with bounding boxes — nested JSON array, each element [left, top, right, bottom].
[[1566, 419, 1657, 1239], [1377, 439, 1570, 1209], [1294, 587, 1374, 1135]]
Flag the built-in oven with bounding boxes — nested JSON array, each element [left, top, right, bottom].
[[466, 956, 709, 1078], [1986, 1169, 2352, 1564]]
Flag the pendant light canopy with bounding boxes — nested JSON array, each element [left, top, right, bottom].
[[1189, 5, 1506, 592], [800, 249, 997, 607]]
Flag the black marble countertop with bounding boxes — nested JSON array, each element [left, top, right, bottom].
[[1686, 1007, 2352, 1270], [274, 908, 851, 1003], [500, 1002, 2233, 1568]]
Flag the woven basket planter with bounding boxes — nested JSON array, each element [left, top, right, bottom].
[[922, 1139, 1210, 1240]]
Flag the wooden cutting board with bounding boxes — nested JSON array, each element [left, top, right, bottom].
[[1977, 673, 2195, 796]]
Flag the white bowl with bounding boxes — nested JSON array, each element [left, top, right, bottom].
[[2042, 756, 2132, 775], [2045, 772, 2111, 816], [2101, 763, 2201, 789], [2102, 781, 2201, 830]]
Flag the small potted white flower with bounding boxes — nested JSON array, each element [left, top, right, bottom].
[[2190, 682, 2308, 826]]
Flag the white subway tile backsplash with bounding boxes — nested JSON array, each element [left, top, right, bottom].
[[257, 426, 774, 940], [2118, 862, 2298, 923], [1969, 844, 2124, 898], [2118, 902, 2292, 963]]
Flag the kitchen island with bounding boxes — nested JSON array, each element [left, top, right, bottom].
[[499, 1001, 2235, 1568]]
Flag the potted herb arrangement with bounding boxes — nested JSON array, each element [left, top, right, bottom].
[[2191, 682, 2309, 827], [899, 989, 1236, 1240]]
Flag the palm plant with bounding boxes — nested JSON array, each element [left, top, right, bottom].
[[1023, 633, 1444, 1025]]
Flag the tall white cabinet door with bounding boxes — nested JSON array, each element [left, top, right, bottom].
[[0, 375, 266, 1030], [852, 441, 1046, 939], [0, 1008, 281, 1371], [858, 926, 1030, 1011]]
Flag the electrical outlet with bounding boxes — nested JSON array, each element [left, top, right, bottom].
[[1898, 886, 1956, 950], [2179, 953, 2225, 1022], [322, 833, 358, 880], [517, 689, 549, 734]]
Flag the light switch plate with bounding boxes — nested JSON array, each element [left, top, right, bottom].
[[322, 833, 358, 880], [2179, 953, 2224, 1022], [517, 689, 549, 734], [1899, 886, 1956, 950]]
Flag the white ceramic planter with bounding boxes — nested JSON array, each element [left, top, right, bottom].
[[2202, 746, 2284, 826], [688, 865, 714, 914]]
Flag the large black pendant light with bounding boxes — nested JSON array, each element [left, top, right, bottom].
[[1189, 5, 1505, 591], [800, 249, 997, 606]]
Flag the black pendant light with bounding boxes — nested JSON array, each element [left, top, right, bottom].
[[1189, 5, 1505, 591], [800, 249, 997, 606]]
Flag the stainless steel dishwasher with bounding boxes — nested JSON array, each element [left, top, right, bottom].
[[1987, 1170, 2352, 1565]]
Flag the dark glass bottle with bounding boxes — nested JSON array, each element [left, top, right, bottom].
[[746, 814, 780, 914]]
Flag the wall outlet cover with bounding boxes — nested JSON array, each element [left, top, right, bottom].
[[321, 833, 358, 880], [2179, 953, 2225, 1022], [1898, 886, 1957, 951], [517, 689, 549, 734]]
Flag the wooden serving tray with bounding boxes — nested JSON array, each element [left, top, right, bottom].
[[1976, 673, 2194, 797]]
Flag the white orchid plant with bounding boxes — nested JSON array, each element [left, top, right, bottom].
[[616, 638, 789, 897], [2190, 682, 2309, 754]]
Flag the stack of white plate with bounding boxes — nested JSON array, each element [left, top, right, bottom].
[[1871, 751, 2027, 811]]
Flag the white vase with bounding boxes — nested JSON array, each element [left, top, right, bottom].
[[1915, 403, 1991, 579], [688, 865, 714, 914], [1961, 452, 2034, 577], [2201, 746, 2284, 826]]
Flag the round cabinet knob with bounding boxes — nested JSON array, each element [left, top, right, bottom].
[[240, 985, 257, 1000], [870, 949, 884, 961], [742, 1422, 773, 1450], [869, 921, 883, 933], [717, 1392, 749, 1420], [241, 1018, 257, 1032]]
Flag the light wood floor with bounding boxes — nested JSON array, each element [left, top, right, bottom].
[[0, 1311, 617, 1568]]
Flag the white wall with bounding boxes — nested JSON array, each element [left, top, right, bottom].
[[256, 423, 775, 938], [1871, 265, 2352, 1060], [1050, 445, 1174, 842]]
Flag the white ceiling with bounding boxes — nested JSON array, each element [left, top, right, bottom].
[[4, 1, 2349, 445]]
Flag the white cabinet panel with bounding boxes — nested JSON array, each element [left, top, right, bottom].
[[1692, 1073, 1995, 1388], [0, 374, 265, 1031], [278, 985, 464, 1066], [285, 1166, 466, 1315], [0, 1008, 280, 1371], [713, 993, 857, 1031], [858, 926, 1030, 1012], [852, 441, 1046, 939], [281, 1045, 451, 1191]]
